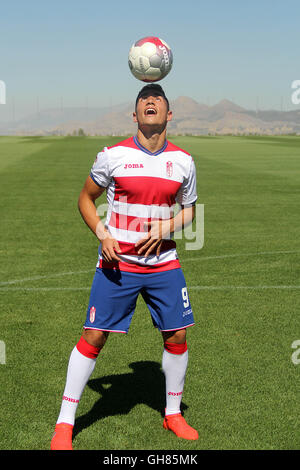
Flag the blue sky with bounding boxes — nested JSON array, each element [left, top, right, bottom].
[[0, 0, 299, 120]]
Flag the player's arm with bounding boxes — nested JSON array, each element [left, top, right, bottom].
[[135, 204, 195, 257], [170, 204, 195, 232], [78, 176, 121, 262]]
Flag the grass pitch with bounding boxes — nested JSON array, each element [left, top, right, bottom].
[[0, 134, 300, 450]]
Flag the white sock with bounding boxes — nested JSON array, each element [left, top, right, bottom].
[[162, 348, 188, 416], [56, 345, 97, 426]]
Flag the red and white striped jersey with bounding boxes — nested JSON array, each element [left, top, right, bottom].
[[90, 136, 197, 273]]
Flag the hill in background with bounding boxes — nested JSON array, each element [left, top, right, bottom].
[[1, 97, 300, 135]]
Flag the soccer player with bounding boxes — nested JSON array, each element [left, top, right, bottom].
[[51, 84, 198, 450]]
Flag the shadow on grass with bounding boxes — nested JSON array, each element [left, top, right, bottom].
[[73, 360, 187, 438]]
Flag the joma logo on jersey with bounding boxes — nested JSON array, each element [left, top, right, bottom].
[[124, 163, 144, 169]]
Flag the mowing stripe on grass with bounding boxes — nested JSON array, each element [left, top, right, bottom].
[[183, 249, 300, 262], [1, 285, 300, 292], [0, 287, 90, 291], [0, 250, 299, 287], [0, 270, 94, 286], [189, 285, 300, 290]]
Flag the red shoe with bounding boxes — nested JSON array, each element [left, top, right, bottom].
[[50, 422, 74, 450], [163, 413, 198, 440]]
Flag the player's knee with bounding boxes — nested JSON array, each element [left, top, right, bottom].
[[82, 329, 109, 349], [162, 328, 186, 344]]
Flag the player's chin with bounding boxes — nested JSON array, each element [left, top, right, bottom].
[[140, 118, 166, 130]]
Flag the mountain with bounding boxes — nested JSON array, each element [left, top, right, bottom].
[[170, 96, 209, 118], [0, 102, 131, 136], [1, 97, 300, 136]]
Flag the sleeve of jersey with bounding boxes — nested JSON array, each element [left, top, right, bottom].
[[90, 149, 111, 188], [175, 158, 198, 206]]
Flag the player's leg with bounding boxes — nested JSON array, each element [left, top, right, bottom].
[[55, 331, 108, 426], [162, 328, 187, 410], [161, 328, 197, 440], [142, 269, 198, 440], [82, 328, 109, 348], [161, 329, 188, 416], [51, 268, 140, 450], [59, 330, 108, 425], [50, 329, 108, 450]]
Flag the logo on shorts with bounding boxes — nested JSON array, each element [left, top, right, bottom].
[[166, 161, 173, 177], [183, 308, 192, 317], [90, 306, 96, 323]]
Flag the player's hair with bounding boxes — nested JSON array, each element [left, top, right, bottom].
[[135, 84, 169, 111]]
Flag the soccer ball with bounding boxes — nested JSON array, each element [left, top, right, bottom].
[[128, 36, 173, 82]]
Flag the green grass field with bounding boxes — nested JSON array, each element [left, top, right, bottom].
[[0, 134, 300, 450]]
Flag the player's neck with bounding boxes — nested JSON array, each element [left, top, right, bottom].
[[136, 129, 167, 154]]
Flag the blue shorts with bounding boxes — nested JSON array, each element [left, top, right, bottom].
[[84, 268, 195, 333]]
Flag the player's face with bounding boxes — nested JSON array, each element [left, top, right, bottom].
[[133, 93, 172, 129]]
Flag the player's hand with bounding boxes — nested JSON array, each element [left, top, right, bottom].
[[135, 219, 172, 257], [101, 234, 122, 262]]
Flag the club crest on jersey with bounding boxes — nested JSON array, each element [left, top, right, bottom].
[[124, 163, 144, 169], [166, 161, 173, 177], [89, 306, 96, 323]]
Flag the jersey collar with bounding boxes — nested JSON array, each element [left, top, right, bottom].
[[133, 136, 168, 156]]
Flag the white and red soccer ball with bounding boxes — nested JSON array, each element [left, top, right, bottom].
[[128, 36, 173, 82]]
